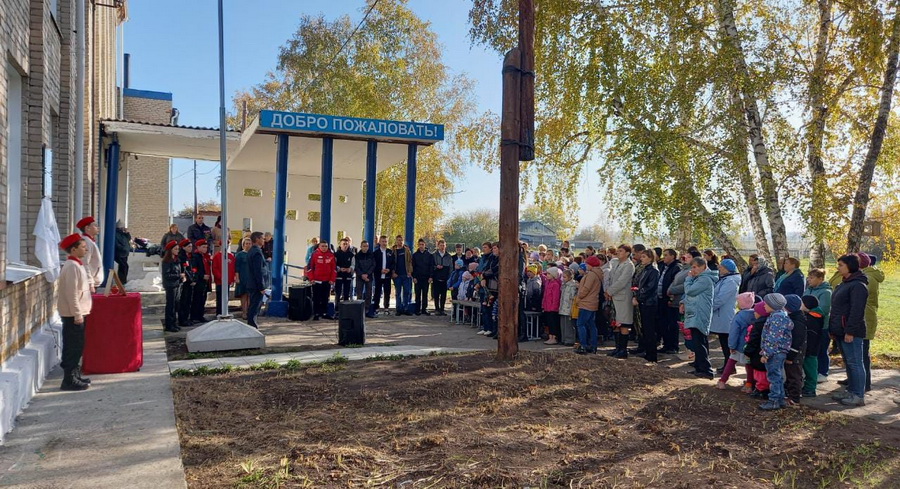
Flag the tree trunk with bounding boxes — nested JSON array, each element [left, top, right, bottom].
[[728, 91, 772, 262], [847, 4, 900, 253], [717, 0, 790, 263], [806, 0, 833, 268]]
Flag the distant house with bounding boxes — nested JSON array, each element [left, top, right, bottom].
[[520, 221, 558, 247], [568, 239, 605, 252]]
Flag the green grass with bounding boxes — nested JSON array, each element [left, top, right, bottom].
[[873, 268, 900, 363]]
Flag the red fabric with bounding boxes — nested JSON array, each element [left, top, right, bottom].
[[60, 234, 82, 250], [82, 293, 143, 374], [306, 250, 337, 282], [211, 252, 236, 285]]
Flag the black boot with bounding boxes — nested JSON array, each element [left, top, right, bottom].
[[61, 369, 89, 391], [75, 366, 91, 385], [606, 333, 621, 356], [613, 333, 629, 359]]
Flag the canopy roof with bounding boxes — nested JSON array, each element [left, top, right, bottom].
[[102, 111, 445, 180]]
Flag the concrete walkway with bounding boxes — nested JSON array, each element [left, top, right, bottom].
[[168, 345, 477, 372], [0, 313, 187, 489]]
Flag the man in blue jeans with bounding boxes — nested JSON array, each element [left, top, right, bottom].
[[392, 235, 413, 315]]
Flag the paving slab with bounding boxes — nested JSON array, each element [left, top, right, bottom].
[[0, 312, 187, 489]]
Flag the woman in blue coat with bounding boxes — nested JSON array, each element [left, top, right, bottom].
[[774, 257, 805, 297], [682, 257, 719, 378], [710, 259, 742, 372]]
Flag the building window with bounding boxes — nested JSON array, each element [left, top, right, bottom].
[[308, 193, 321, 201], [307, 212, 320, 222], [5, 62, 24, 264], [339, 195, 348, 204]]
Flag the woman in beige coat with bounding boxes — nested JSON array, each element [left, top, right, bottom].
[[605, 245, 635, 358]]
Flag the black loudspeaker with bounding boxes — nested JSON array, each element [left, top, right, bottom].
[[288, 285, 314, 321], [338, 300, 366, 346]]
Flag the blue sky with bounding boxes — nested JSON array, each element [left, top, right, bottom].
[[125, 0, 604, 228]]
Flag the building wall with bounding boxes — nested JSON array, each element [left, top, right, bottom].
[[121, 92, 172, 242], [227, 170, 364, 264], [0, 0, 123, 365]]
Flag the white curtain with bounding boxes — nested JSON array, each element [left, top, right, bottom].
[[33, 197, 62, 282]]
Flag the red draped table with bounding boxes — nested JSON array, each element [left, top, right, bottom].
[[82, 292, 143, 374]]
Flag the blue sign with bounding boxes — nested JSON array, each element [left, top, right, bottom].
[[258, 110, 444, 143]]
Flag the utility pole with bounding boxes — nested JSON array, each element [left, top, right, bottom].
[[497, 0, 535, 361]]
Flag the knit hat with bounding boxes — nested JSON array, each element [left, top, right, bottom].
[[530, 251, 540, 261], [858, 252, 871, 269], [116, 219, 125, 229], [763, 293, 787, 311], [753, 301, 769, 317], [546, 266, 559, 279], [801, 295, 819, 311], [462, 271, 472, 280], [586, 255, 601, 268], [455, 259, 464, 268], [720, 258, 737, 273], [784, 294, 802, 313], [165, 240, 179, 251], [737, 292, 756, 310], [75, 216, 95, 229], [60, 233, 83, 251], [526, 264, 541, 276]]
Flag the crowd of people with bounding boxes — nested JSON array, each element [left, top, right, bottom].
[[54, 213, 885, 409], [301, 235, 883, 410]]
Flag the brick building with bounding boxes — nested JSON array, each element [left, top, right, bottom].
[[119, 89, 172, 243], [1, 0, 126, 441]]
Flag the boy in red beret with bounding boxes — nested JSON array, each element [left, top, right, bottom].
[[76, 216, 103, 292], [58, 233, 92, 391]]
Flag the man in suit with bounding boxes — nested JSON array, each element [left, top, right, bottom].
[[371, 235, 394, 317], [245, 231, 267, 328]]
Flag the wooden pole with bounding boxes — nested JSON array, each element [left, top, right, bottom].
[[497, 47, 522, 361], [519, 0, 535, 162]]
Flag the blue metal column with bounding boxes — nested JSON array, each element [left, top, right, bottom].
[[320, 137, 334, 244], [100, 140, 120, 285], [268, 134, 290, 317], [364, 140, 378, 246], [404, 144, 417, 247]]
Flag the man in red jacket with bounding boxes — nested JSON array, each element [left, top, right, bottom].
[[212, 239, 237, 318], [306, 241, 337, 320]]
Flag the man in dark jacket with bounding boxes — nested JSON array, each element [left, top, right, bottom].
[[244, 232, 267, 328], [355, 240, 376, 318], [657, 249, 681, 354], [741, 254, 775, 300], [372, 235, 394, 316], [431, 239, 453, 315], [187, 214, 211, 243], [334, 237, 355, 311], [412, 238, 434, 315], [829, 254, 869, 406], [114, 220, 132, 283]]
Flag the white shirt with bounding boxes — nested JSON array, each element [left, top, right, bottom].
[[82, 234, 104, 287]]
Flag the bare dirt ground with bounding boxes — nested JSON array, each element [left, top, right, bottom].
[[172, 351, 900, 489]]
